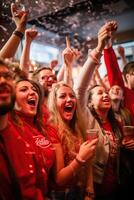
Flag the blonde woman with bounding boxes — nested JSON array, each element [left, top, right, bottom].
[[47, 82, 98, 200]]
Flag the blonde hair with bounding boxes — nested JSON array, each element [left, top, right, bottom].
[[47, 82, 87, 154]]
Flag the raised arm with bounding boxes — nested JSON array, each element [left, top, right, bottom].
[[62, 36, 77, 87], [74, 23, 109, 111], [0, 3, 28, 59], [57, 63, 65, 82], [103, 21, 125, 88], [20, 27, 38, 76], [117, 45, 127, 68]]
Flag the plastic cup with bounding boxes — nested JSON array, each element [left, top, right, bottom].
[[122, 126, 134, 140], [86, 129, 99, 142], [14, 2, 27, 18]]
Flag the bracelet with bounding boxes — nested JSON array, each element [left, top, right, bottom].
[[13, 30, 24, 39], [85, 191, 95, 199], [75, 154, 86, 165]]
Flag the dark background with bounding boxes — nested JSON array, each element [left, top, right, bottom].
[[0, 0, 134, 51]]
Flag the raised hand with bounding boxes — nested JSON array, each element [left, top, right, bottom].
[[117, 46, 125, 58], [62, 36, 77, 66], [25, 27, 38, 42], [96, 21, 116, 52], [11, 3, 28, 32], [105, 20, 118, 33], [49, 59, 58, 70]]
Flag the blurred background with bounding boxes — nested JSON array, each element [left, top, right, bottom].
[[0, 0, 134, 76]]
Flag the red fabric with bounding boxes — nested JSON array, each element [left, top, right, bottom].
[[11, 112, 56, 192], [42, 104, 50, 124], [0, 122, 45, 200], [104, 47, 134, 125], [44, 123, 60, 144], [41, 104, 60, 144], [0, 110, 57, 199]]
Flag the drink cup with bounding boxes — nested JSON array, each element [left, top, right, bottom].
[[86, 129, 99, 142], [122, 126, 134, 140], [14, 1, 27, 18]]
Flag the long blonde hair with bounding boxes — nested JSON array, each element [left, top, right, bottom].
[[47, 82, 87, 153]]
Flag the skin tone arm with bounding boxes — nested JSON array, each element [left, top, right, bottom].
[[94, 67, 109, 89], [53, 138, 98, 186], [0, 3, 28, 59], [62, 36, 77, 87], [57, 63, 65, 82], [49, 59, 58, 70], [20, 27, 38, 76], [117, 46, 127, 68], [75, 23, 112, 92], [57, 37, 80, 83], [56, 37, 72, 83]]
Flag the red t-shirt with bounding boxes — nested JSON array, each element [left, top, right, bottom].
[[0, 121, 45, 200], [8, 111, 56, 196], [42, 104, 50, 124]]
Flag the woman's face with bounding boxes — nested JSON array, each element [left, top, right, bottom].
[[15, 81, 39, 117], [109, 85, 124, 101], [56, 86, 77, 122], [90, 86, 111, 111]]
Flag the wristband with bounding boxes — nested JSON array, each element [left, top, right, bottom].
[[13, 30, 24, 39], [75, 154, 86, 165]]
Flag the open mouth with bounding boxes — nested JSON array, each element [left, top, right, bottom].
[[27, 99, 36, 106], [64, 105, 74, 113], [103, 98, 110, 103]]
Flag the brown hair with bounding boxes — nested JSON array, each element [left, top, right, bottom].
[[123, 61, 134, 82], [88, 85, 122, 138], [10, 79, 46, 136]]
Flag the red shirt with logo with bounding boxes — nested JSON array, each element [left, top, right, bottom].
[[0, 121, 46, 200], [0, 111, 57, 199]]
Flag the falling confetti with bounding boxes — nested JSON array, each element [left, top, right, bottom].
[[0, 0, 133, 55]]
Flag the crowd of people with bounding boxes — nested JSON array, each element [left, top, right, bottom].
[[0, 3, 134, 200]]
